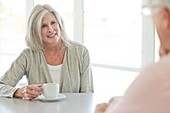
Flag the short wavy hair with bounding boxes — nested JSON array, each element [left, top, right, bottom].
[[142, 0, 170, 15], [25, 4, 69, 50]]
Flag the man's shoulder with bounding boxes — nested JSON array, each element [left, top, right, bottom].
[[150, 55, 170, 72]]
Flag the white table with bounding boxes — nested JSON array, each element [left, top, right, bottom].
[[0, 93, 121, 113]]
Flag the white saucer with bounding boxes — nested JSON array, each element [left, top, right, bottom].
[[38, 93, 66, 102]]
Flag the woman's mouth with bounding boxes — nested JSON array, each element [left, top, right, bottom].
[[47, 33, 57, 38]]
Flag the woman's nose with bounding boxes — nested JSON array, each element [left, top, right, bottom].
[[48, 25, 53, 33]]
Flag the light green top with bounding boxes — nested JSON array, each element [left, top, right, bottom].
[[0, 40, 94, 97]]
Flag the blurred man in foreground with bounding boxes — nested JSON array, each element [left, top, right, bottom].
[[95, 0, 170, 112]]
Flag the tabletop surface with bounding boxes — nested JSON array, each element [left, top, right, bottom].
[[0, 93, 121, 113]]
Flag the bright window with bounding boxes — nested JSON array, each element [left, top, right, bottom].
[[83, 0, 144, 95], [0, 0, 27, 75], [84, 0, 142, 69]]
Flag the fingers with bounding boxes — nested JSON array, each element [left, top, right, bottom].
[[23, 84, 43, 100], [26, 84, 42, 94], [95, 103, 108, 113], [108, 97, 114, 104], [94, 97, 116, 113], [23, 92, 37, 100]]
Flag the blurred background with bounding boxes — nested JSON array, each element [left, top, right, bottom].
[[0, 0, 159, 96]]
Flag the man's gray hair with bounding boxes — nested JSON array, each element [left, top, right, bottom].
[[142, 0, 170, 15], [25, 4, 69, 50]]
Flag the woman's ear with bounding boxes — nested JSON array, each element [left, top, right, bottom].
[[160, 8, 170, 29]]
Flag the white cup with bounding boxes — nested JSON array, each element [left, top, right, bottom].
[[42, 83, 59, 98]]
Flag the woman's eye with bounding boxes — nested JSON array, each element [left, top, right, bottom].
[[41, 24, 47, 28], [51, 21, 56, 25]]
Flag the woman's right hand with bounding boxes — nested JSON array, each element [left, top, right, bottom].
[[14, 84, 42, 100]]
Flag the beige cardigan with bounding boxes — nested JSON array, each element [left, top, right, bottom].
[[0, 40, 94, 97]]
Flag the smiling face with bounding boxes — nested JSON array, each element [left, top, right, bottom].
[[41, 12, 61, 46]]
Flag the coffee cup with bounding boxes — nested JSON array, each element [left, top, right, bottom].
[[42, 83, 59, 98]]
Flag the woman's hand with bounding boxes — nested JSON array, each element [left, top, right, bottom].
[[14, 84, 42, 100]]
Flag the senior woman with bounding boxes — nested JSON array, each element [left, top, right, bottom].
[[0, 4, 93, 100], [95, 0, 170, 113]]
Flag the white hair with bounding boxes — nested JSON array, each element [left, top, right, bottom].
[[25, 4, 70, 50]]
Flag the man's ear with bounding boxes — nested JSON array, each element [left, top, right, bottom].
[[160, 8, 170, 29]]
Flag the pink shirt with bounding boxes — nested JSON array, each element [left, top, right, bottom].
[[105, 55, 170, 113]]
